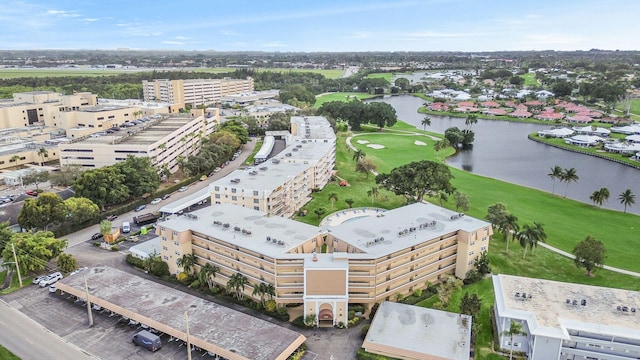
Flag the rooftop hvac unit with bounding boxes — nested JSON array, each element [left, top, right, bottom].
[[259, 167, 268, 171]]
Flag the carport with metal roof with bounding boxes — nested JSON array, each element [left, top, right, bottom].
[[158, 188, 210, 215]]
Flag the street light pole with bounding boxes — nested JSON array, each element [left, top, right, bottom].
[[185, 311, 192, 360], [11, 244, 22, 287]]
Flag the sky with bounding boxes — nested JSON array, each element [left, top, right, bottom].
[[1, 0, 639, 52]]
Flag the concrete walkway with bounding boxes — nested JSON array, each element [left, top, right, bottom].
[[538, 242, 640, 278]]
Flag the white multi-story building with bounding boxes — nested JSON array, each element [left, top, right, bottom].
[[209, 116, 335, 218], [493, 274, 640, 360], [142, 78, 254, 108]]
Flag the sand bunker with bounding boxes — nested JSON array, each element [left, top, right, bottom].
[[367, 144, 385, 150], [414, 140, 427, 146], [356, 140, 370, 144]]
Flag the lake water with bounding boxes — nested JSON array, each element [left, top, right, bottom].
[[368, 95, 640, 215]]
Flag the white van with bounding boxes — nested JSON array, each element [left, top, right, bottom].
[[122, 222, 131, 233]]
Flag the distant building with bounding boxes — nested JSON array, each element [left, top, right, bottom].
[[142, 77, 254, 108], [493, 274, 640, 360]]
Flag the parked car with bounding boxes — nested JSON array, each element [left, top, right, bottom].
[[135, 205, 147, 212], [214, 167, 221, 173], [91, 232, 103, 240], [122, 222, 131, 233], [49, 284, 57, 293], [150, 198, 161, 205], [161, 194, 171, 200], [178, 186, 188, 192], [32, 275, 47, 285], [106, 214, 118, 221], [40, 272, 63, 287], [25, 190, 38, 196], [199, 175, 207, 181]]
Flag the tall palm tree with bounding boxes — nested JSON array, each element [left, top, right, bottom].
[[252, 282, 267, 304], [500, 214, 519, 254], [421, 116, 431, 131], [561, 167, 579, 198], [547, 165, 563, 196], [228, 273, 248, 300], [433, 138, 450, 152], [530, 222, 547, 255], [352, 149, 365, 163], [37, 148, 49, 166], [198, 263, 219, 289], [618, 189, 636, 213], [367, 186, 379, 205], [176, 253, 197, 275], [500, 321, 526, 360], [265, 283, 276, 300], [589, 187, 610, 208], [518, 223, 546, 258], [328, 192, 338, 211], [465, 114, 478, 129]]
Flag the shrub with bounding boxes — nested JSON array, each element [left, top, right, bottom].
[[210, 285, 222, 295], [348, 310, 356, 320], [277, 306, 288, 316], [149, 260, 169, 277], [292, 316, 306, 328], [337, 321, 346, 329], [264, 299, 277, 313], [126, 254, 144, 268], [189, 279, 201, 289], [413, 289, 423, 297], [176, 272, 190, 283], [360, 324, 370, 337], [110, 245, 119, 251]]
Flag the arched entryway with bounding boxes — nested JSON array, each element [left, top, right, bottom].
[[318, 303, 334, 327]]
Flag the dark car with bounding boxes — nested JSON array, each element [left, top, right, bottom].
[[91, 233, 103, 240], [161, 194, 171, 200], [135, 205, 147, 212]]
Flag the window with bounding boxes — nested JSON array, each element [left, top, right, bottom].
[[231, 188, 237, 193], [253, 199, 259, 203], [253, 206, 259, 210], [469, 251, 474, 256], [175, 251, 180, 256], [173, 231, 178, 236], [163, 256, 168, 260], [162, 246, 168, 250], [232, 196, 237, 201], [161, 227, 165, 231], [482, 236, 487, 241], [174, 241, 179, 246], [253, 190, 259, 196], [468, 260, 473, 265], [215, 194, 220, 199], [481, 246, 487, 251], [162, 236, 167, 241], [470, 241, 475, 246], [214, 186, 219, 191]]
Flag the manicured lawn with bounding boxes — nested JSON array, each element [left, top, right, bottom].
[[0, 345, 20, 360], [314, 92, 376, 108], [366, 73, 393, 81], [0, 271, 32, 295], [529, 133, 640, 167], [0, 69, 132, 79], [521, 73, 538, 87]]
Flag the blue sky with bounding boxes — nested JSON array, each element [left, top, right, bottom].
[[1, 0, 638, 52]]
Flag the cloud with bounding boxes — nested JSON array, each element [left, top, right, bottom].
[[174, 36, 189, 40], [82, 18, 99, 22], [261, 41, 287, 48], [162, 41, 185, 45], [220, 30, 238, 36]]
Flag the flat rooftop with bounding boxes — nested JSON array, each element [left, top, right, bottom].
[[209, 161, 311, 197], [159, 204, 319, 259], [493, 274, 640, 339], [363, 301, 471, 360], [78, 104, 130, 113], [56, 266, 305, 360], [290, 116, 336, 141], [329, 202, 491, 257]]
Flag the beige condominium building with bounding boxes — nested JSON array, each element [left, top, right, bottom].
[[142, 77, 254, 108], [158, 202, 492, 327], [58, 109, 219, 172], [209, 116, 335, 218], [493, 274, 640, 360], [0, 91, 98, 128]]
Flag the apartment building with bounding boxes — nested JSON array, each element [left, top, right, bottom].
[[142, 77, 254, 108], [58, 110, 218, 172], [209, 116, 335, 218], [493, 274, 640, 360], [158, 202, 492, 327], [0, 91, 97, 128]]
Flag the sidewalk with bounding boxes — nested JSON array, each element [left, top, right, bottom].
[[538, 242, 640, 278]]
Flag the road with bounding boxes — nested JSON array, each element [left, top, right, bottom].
[[0, 300, 98, 360]]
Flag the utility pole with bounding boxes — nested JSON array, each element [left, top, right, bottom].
[[11, 244, 22, 287], [84, 276, 94, 327], [185, 311, 192, 360]]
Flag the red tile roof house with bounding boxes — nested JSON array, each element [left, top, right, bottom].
[[453, 105, 479, 113], [457, 101, 476, 108], [600, 117, 632, 125], [480, 101, 501, 108], [428, 102, 450, 111], [524, 100, 543, 107], [534, 109, 565, 121], [566, 115, 593, 123], [484, 108, 508, 116], [504, 101, 519, 108], [509, 109, 533, 118]]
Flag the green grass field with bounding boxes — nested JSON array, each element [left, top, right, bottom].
[[521, 72, 538, 87], [366, 73, 393, 81], [314, 92, 376, 108], [0, 69, 133, 79], [0, 345, 19, 360]]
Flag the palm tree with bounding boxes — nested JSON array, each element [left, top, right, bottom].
[[252, 282, 267, 304], [198, 263, 219, 289], [9, 155, 20, 164], [530, 222, 547, 255], [589, 187, 610, 208], [265, 283, 276, 300], [433, 138, 450, 152], [465, 114, 478, 129], [547, 165, 563, 196], [421, 116, 431, 131], [176, 253, 197, 275], [500, 321, 526, 360], [560, 167, 579, 198], [352, 149, 365, 163], [328, 192, 338, 211], [518, 223, 546, 258], [37, 148, 49, 166], [227, 273, 249, 300], [367, 186, 379, 205], [500, 214, 519, 254], [618, 189, 636, 213]]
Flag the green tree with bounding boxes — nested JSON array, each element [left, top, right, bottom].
[[56, 253, 78, 273], [314, 207, 326, 219], [114, 155, 160, 199], [589, 187, 610, 208], [0, 221, 12, 254], [501, 321, 526, 360], [74, 167, 129, 210], [328, 192, 338, 211], [218, 120, 249, 144], [278, 84, 316, 107], [18, 193, 68, 231], [465, 114, 478, 129], [210, 130, 241, 150], [2, 231, 67, 274], [345, 199, 355, 208], [474, 251, 491, 275], [49, 164, 83, 187], [198, 262, 220, 290], [99, 220, 112, 236], [64, 197, 99, 225], [560, 167, 579, 198], [433, 138, 450, 152], [547, 166, 564, 196], [367, 186, 379, 205], [376, 160, 455, 203], [355, 158, 377, 179], [454, 191, 470, 212], [460, 292, 482, 318], [421, 115, 431, 131], [21, 171, 49, 191], [517, 222, 546, 259], [394, 77, 410, 90], [444, 127, 464, 148], [364, 102, 397, 129], [37, 148, 49, 166], [176, 253, 197, 275], [352, 149, 366, 163], [573, 235, 607, 277], [226, 272, 249, 300], [618, 189, 635, 213], [436, 275, 462, 309], [500, 214, 520, 254]]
